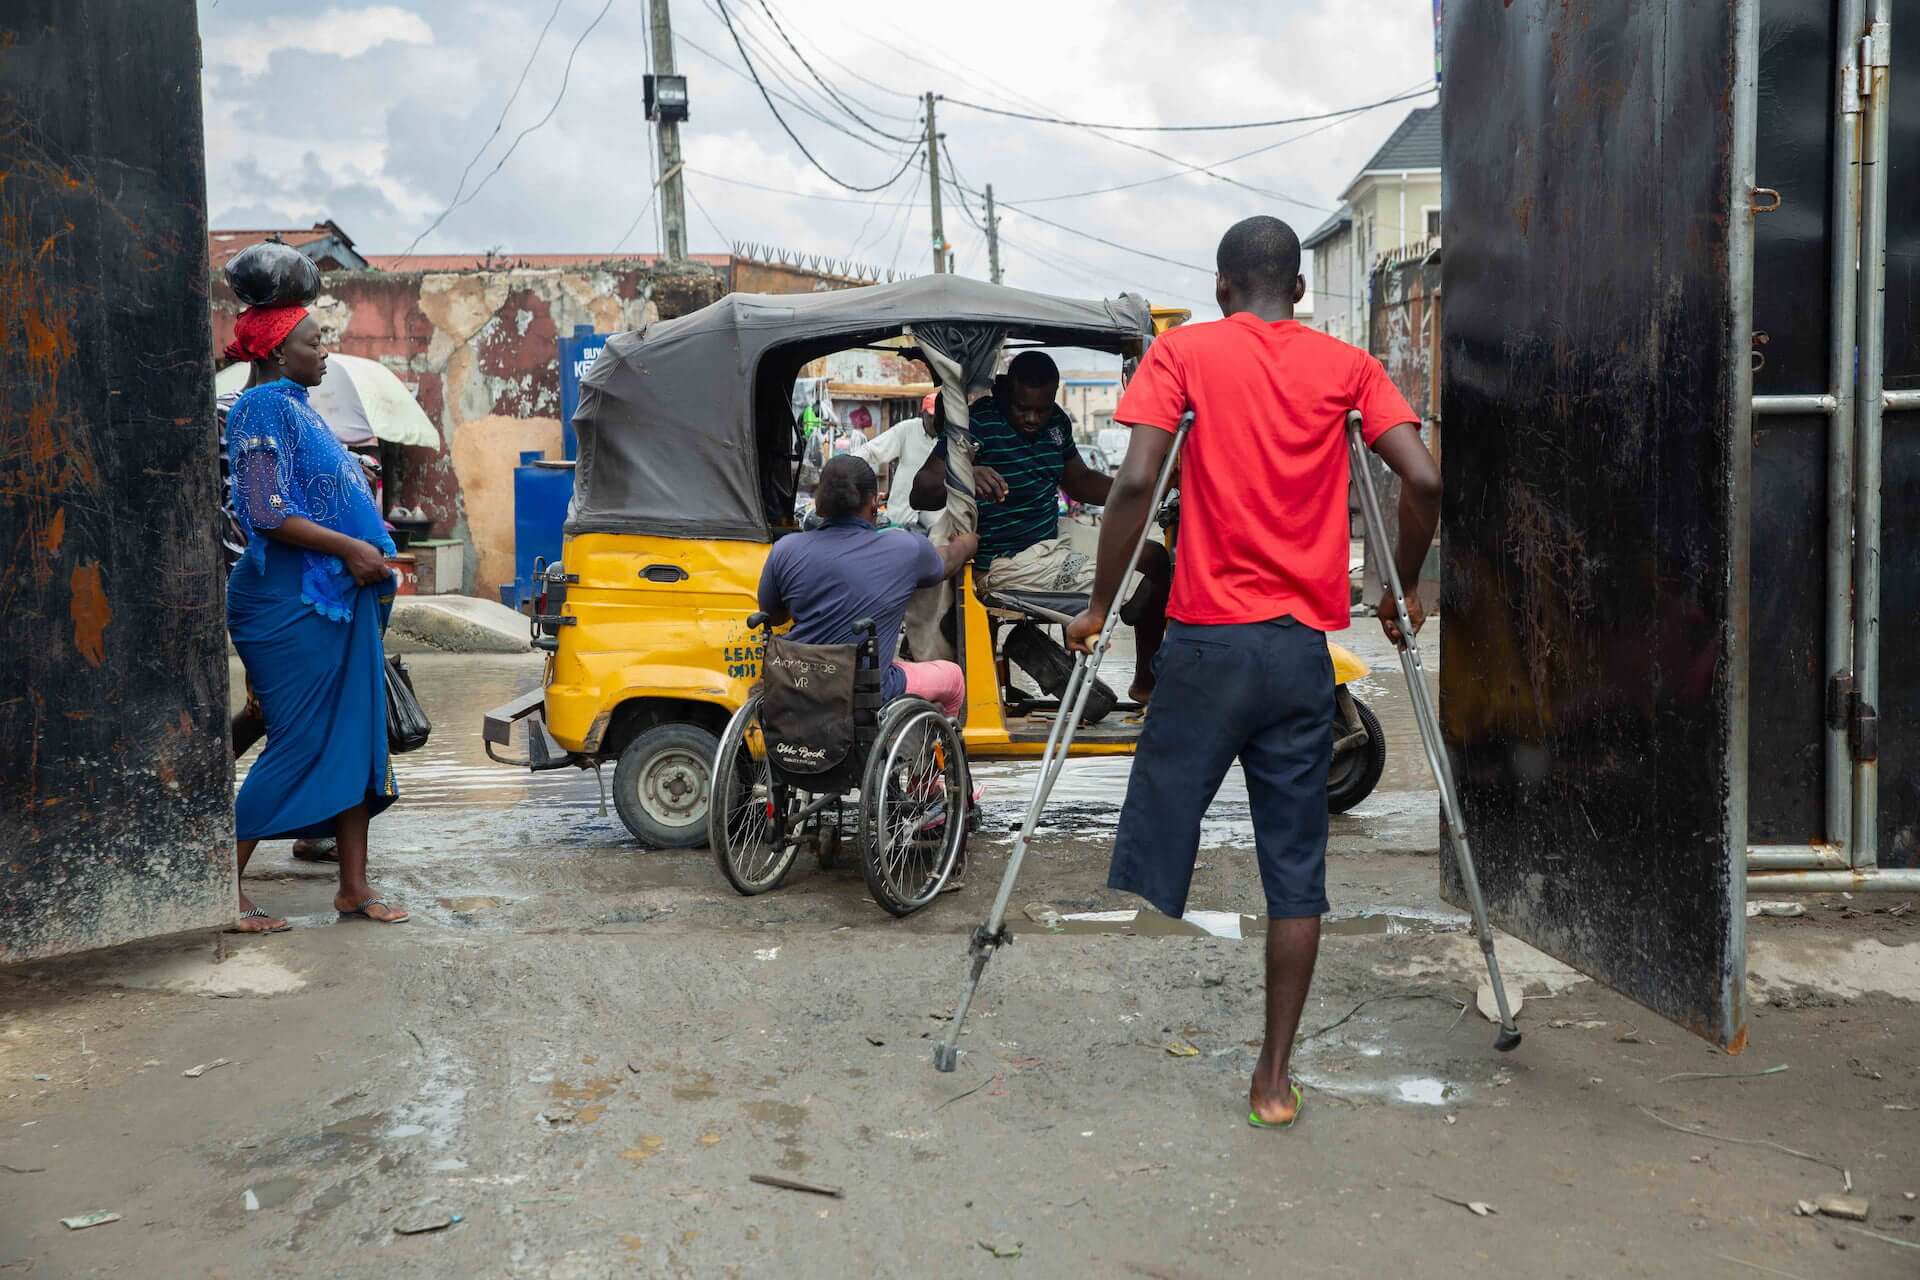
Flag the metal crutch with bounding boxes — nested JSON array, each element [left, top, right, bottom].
[[933, 417, 1191, 1072], [1346, 411, 1521, 1051]]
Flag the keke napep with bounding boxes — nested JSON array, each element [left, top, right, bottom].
[[483, 275, 1386, 848]]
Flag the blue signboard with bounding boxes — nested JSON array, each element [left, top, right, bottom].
[[558, 323, 609, 460]]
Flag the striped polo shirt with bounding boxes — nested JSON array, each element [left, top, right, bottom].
[[964, 395, 1075, 567]]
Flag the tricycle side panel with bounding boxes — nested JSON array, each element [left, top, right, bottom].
[[546, 533, 768, 752]]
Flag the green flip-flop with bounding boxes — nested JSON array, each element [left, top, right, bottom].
[[1247, 1082, 1304, 1130]]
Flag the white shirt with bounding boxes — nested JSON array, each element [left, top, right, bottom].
[[856, 416, 943, 529]]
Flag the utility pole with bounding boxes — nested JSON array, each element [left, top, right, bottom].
[[650, 0, 688, 262], [924, 92, 946, 274], [984, 183, 1002, 285]]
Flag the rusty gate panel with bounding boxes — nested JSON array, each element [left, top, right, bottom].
[[0, 1, 234, 961], [1440, 0, 1747, 1044]]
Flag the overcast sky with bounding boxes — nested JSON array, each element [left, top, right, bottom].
[[196, 0, 1439, 315]]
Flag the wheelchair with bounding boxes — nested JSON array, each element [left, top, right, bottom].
[[707, 613, 971, 917]]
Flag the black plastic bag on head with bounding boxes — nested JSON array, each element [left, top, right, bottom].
[[225, 239, 321, 307]]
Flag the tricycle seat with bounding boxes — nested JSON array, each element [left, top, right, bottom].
[[980, 589, 1089, 625]]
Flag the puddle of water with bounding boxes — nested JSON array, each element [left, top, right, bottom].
[[233, 654, 601, 813], [1393, 1078, 1456, 1106], [244, 1175, 302, 1209]]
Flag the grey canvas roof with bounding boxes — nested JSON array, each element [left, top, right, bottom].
[[568, 274, 1152, 540], [1357, 105, 1440, 175]]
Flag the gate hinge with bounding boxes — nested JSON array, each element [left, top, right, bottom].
[[1850, 692, 1880, 763], [1827, 672, 1855, 732], [1867, 22, 1891, 69]]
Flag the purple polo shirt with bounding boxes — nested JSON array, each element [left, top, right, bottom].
[[757, 518, 946, 700]]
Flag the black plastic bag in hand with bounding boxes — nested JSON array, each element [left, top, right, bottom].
[[384, 656, 431, 754], [225, 240, 322, 308]]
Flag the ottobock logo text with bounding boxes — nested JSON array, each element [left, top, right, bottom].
[[774, 742, 829, 763]]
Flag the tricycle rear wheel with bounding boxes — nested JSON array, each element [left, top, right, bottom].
[[612, 722, 719, 848], [1326, 698, 1386, 814]]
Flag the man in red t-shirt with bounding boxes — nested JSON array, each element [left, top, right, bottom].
[[1066, 215, 1440, 1130]]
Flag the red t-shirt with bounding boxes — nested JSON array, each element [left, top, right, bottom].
[[1115, 313, 1418, 630]]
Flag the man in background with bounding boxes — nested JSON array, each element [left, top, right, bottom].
[[857, 392, 946, 532]]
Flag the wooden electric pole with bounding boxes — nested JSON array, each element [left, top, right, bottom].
[[985, 183, 1002, 285], [650, 0, 688, 261], [924, 92, 946, 274]]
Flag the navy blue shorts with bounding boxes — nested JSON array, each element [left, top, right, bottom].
[[1107, 617, 1333, 920]]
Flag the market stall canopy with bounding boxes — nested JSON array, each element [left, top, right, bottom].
[[215, 354, 441, 450], [569, 274, 1151, 541]]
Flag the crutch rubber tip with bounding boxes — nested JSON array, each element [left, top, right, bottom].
[[932, 1044, 960, 1073], [1494, 1026, 1523, 1053]]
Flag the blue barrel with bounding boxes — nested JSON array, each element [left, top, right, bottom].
[[508, 451, 574, 609]]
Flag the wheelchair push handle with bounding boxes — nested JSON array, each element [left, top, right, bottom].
[[852, 617, 880, 668]]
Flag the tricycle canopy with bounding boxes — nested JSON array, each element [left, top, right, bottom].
[[567, 274, 1153, 540]]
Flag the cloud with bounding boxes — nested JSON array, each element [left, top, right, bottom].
[[203, 5, 433, 77], [195, 0, 1441, 312]]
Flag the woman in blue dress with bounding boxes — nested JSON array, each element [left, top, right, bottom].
[[223, 304, 410, 930]]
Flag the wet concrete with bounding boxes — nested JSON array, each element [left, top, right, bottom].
[[1, 634, 1915, 1277]]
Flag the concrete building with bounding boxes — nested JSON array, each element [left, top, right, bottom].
[[1302, 106, 1441, 346], [206, 228, 917, 599], [210, 221, 369, 272]]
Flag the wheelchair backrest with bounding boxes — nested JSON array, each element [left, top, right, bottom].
[[759, 635, 883, 792]]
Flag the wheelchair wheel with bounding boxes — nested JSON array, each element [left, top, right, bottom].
[[859, 699, 968, 917], [710, 694, 803, 896]]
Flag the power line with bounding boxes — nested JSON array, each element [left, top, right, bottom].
[[753, 0, 922, 108], [996, 202, 1211, 275], [711, 0, 924, 191], [888, 161, 927, 274], [610, 186, 661, 254], [418, 0, 564, 246], [394, 0, 616, 259], [677, 31, 898, 156], [750, 0, 920, 143], [997, 90, 1424, 207], [935, 85, 1437, 134], [685, 178, 731, 249], [698, 0, 917, 154]]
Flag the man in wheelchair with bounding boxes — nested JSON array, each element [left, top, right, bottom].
[[758, 454, 977, 718], [908, 351, 1172, 704]]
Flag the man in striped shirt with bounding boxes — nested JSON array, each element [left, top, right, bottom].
[[911, 351, 1171, 701]]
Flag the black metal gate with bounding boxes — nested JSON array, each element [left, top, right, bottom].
[[1440, 0, 1751, 1046], [0, 1, 234, 962]]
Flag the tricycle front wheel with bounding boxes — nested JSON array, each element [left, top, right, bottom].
[[612, 722, 719, 849]]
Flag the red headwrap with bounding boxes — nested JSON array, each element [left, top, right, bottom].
[[921, 392, 938, 415], [223, 304, 309, 363]]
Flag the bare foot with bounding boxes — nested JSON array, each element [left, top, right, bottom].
[[229, 895, 289, 934], [333, 892, 409, 924], [1248, 1076, 1301, 1126]]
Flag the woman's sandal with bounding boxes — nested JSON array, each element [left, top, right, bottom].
[[226, 907, 290, 934], [338, 898, 409, 924], [1247, 1081, 1304, 1130]]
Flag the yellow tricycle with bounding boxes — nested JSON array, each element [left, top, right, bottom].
[[482, 277, 1386, 893]]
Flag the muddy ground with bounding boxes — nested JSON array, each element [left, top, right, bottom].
[[3, 622, 1918, 1278]]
